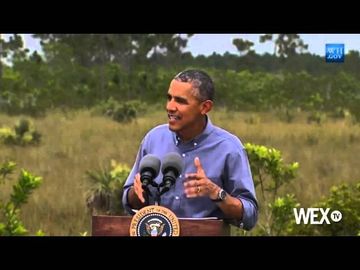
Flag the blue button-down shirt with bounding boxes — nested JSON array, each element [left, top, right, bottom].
[[122, 116, 258, 230]]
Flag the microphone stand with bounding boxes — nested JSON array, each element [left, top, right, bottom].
[[143, 181, 163, 205], [154, 184, 171, 206], [154, 189, 161, 206], [153, 178, 175, 206]]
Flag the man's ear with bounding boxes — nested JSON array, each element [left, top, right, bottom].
[[201, 100, 213, 115]]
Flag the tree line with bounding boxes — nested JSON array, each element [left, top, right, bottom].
[[1, 34, 360, 120]]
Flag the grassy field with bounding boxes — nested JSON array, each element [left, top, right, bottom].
[[1, 108, 360, 235]]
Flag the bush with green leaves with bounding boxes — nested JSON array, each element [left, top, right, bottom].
[[244, 114, 261, 124], [111, 100, 143, 123], [0, 86, 47, 117], [86, 160, 130, 215], [275, 106, 297, 123], [310, 182, 360, 236], [307, 111, 327, 125], [331, 107, 351, 119], [268, 194, 300, 236], [245, 143, 299, 202], [269, 181, 360, 236], [0, 161, 44, 236], [92, 97, 118, 116], [92, 97, 147, 123], [244, 143, 299, 235], [0, 118, 41, 146], [244, 142, 360, 236]]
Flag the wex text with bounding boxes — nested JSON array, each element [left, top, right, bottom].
[[293, 208, 342, 225]]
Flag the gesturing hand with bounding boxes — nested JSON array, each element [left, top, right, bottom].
[[134, 173, 145, 203], [184, 157, 219, 199]]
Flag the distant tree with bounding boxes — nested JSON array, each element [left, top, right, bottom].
[[33, 34, 192, 68], [343, 50, 360, 79], [259, 34, 308, 58], [146, 34, 193, 66], [0, 34, 28, 90], [232, 38, 254, 56], [33, 34, 192, 96]]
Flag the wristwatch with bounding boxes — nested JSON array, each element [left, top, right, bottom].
[[211, 188, 227, 202]]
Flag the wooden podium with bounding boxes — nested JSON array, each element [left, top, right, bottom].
[[92, 215, 230, 236]]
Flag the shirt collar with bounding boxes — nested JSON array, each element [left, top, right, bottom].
[[172, 115, 215, 146]]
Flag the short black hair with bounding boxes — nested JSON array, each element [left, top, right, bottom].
[[174, 69, 214, 101]]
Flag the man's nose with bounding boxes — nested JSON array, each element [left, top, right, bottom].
[[166, 99, 176, 111]]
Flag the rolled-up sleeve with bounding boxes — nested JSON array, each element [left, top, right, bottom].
[[122, 140, 146, 215], [225, 148, 258, 230]]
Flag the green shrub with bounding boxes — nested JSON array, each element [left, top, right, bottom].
[[307, 111, 327, 125], [92, 98, 146, 123], [244, 114, 261, 124], [0, 118, 41, 146], [331, 107, 351, 119], [244, 143, 299, 235], [86, 160, 130, 215], [259, 181, 360, 236], [268, 194, 300, 236], [311, 182, 360, 236], [0, 161, 43, 236]]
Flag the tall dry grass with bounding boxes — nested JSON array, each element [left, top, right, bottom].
[[1, 109, 359, 235]]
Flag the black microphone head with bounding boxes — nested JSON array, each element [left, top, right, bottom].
[[139, 154, 161, 177], [161, 152, 184, 178]]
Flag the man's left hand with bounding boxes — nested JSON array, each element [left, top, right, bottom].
[[184, 157, 220, 199]]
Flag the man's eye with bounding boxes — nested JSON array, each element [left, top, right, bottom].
[[176, 98, 188, 104]]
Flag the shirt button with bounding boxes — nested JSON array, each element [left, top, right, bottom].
[[194, 142, 197, 146], [182, 153, 186, 157], [175, 196, 180, 200], [179, 174, 182, 178]]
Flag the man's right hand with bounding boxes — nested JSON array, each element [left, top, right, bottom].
[[133, 173, 145, 203]]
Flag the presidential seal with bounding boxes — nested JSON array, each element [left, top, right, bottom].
[[129, 205, 180, 236]]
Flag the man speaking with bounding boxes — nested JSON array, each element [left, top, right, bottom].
[[122, 69, 258, 231]]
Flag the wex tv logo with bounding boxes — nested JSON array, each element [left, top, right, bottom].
[[325, 44, 345, 63], [293, 208, 342, 225]]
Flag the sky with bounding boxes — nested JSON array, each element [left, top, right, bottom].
[[4, 34, 360, 57], [183, 34, 360, 56]]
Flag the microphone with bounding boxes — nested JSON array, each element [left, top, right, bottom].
[[160, 152, 184, 195], [139, 154, 161, 192]]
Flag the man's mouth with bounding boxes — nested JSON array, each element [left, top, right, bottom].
[[168, 114, 181, 121]]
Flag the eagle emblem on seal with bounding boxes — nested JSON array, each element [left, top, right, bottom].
[[145, 218, 166, 236]]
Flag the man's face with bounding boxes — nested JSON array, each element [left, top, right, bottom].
[[166, 79, 204, 135]]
